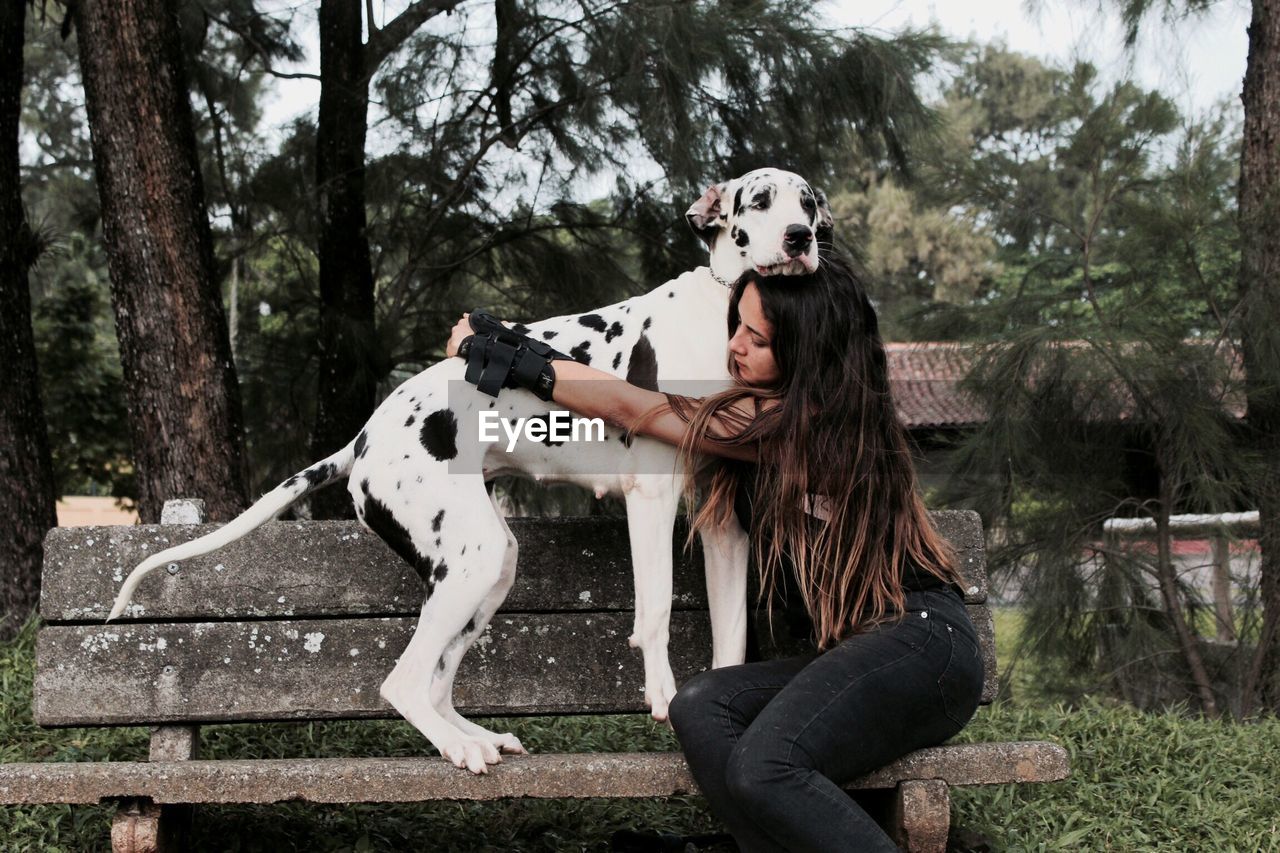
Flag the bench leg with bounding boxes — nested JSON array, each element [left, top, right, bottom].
[[109, 724, 202, 852], [110, 799, 193, 853], [890, 779, 950, 853], [111, 798, 195, 853]]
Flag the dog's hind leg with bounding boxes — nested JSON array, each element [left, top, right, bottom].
[[623, 475, 681, 721], [699, 518, 750, 669], [427, 493, 525, 755], [377, 498, 513, 774]]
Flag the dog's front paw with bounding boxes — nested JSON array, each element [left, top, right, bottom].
[[495, 732, 527, 755], [441, 737, 503, 774]]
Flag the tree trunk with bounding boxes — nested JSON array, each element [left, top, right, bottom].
[[1154, 447, 1219, 717], [0, 0, 57, 639], [1239, 0, 1280, 715], [310, 0, 379, 520], [72, 0, 248, 523]]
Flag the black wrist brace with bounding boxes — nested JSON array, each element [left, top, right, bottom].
[[457, 309, 572, 400]]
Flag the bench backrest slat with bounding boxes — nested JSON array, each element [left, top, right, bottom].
[[35, 605, 997, 726], [39, 513, 988, 622]]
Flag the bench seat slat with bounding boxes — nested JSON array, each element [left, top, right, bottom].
[[0, 742, 1068, 805], [39, 512, 989, 623], [35, 607, 998, 727]]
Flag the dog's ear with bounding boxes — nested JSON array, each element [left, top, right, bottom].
[[813, 188, 834, 246], [685, 182, 729, 247]]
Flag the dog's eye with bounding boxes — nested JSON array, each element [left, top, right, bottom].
[[801, 194, 817, 214], [749, 190, 772, 211]]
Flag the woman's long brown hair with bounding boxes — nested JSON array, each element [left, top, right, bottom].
[[642, 255, 963, 650]]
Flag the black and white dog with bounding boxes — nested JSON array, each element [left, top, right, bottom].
[[109, 168, 832, 774]]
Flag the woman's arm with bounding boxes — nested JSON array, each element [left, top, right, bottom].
[[446, 315, 761, 462]]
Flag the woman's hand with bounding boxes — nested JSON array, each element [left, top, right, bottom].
[[446, 313, 471, 358]]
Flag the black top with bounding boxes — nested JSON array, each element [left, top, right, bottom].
[[731, 465, 960, 596]]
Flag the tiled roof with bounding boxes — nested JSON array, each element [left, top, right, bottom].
[[887, 342, 985, 429], [885, 340, 1244, 429]]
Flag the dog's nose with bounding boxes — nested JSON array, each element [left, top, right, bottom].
[[783, 224, 812, 257]]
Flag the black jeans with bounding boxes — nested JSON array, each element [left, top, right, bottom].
[[669, 588, 984, 852]]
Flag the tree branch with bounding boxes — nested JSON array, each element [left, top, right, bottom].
[[208, 11, 321, 81], [366, 0, 465, 70]]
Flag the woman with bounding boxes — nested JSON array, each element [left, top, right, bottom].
[[447, 255, 984, 852]]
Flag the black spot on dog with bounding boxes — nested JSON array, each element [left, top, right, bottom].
[[460, 544, 467, 555], [626, 334, 659, 392], [570, 341, 592, 365], [612, 352, 622, 370], [432, 508, 445, 532], [304, 463, 335, 488], [354, 431, 368, 459], [525, 413, 567, 446], [800, 190, 817, 216], [510, 323, 529, 335], [420, 409, 458, 461], [282, 474, 300, 489], [668, 291, 675, 298], [605, 321, 624, 343], [462, 616, 476, 635], [416, 555, 435, 588], [733, 186, 745, 216], [436, 656, 447, 674], [363, 492, 419, 570], [624, 306, 631, 314], [578, 314, 607, 333], [414, 403, 422, 413], [642, 317, 652, 331], [735, 228, 750, 248], [433, 561, 449, 583], [542, 330, 558, 340], [404, 414, 415, 427], [434, 537, 441, 547]]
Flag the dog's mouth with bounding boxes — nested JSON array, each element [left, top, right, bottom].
[[754, 256, 816, 277]]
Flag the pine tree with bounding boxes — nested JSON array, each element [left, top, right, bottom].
[[0, 0, 57, 638], [70, 0, 249, 522]]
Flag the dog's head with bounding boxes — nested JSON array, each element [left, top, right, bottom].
[[686, 168, 833, 279]]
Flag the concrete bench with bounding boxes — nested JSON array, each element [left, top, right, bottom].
[[0, 499, 1068, 851]]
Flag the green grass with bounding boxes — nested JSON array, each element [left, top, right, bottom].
[[3, 618, 1279, 852]]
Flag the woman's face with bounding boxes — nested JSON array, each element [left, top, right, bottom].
[[728, 281, 781, 388]]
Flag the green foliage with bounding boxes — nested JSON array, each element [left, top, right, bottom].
[[952, 698, 1280, 852], [30, 254, 134, 501]]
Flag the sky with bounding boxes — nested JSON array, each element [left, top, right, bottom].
[[832, 0, 1250, 118]]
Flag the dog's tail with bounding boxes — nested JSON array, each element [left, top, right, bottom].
[[106, 439, 359, 622]]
